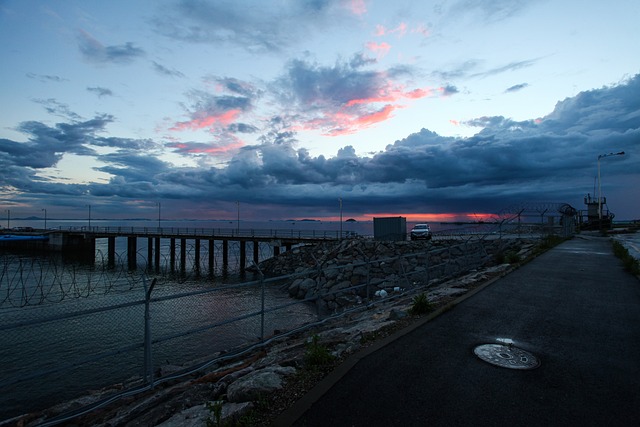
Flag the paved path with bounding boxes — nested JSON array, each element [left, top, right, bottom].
[[276, 235, 640, 426]]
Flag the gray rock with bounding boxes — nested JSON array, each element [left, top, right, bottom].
[[226, 366, 296, 403], [156, 404, 210, 427], [388, 308, 408, 320], [298, 278, 316, 292]]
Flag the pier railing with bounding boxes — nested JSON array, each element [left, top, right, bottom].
[[52, 226, 347, 240]]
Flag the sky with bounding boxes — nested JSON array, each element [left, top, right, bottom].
[[1, 0, 639, 223]]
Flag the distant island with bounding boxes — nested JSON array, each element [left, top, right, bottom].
[[285, 219, 319, 222], [346, 218, 356, 222]]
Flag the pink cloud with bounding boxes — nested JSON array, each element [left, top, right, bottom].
[[374, 22, 408, 38], [170, 109, 242, 131], [365, 41, 391, 58], [347, 0, 367, 15], [295, 82, 434, 136], [300, 103, 400, 137], [345, 85, 432, 107], [320, 104, 398, 136], [449, 119, 460, 126], [375, 22, 429, 39]]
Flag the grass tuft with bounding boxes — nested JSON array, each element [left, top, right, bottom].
[[304, 335, 335, 369], [612, 240, 640, 276], [409, 292, 433, 315]]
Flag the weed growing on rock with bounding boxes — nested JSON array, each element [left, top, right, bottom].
[[304, 335, 335, 369], [409, 292, 433, 315], [206, 400, 224, 427], [505, 251, 521, 264]]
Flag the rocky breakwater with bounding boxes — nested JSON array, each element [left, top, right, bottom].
[[255, 237, 534, 313]]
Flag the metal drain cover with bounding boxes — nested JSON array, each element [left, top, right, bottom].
[[474, 344, 540, 370]]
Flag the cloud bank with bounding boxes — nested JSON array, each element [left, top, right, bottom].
[[2, 74, 638, 219]]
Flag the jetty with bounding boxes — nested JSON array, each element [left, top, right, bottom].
[[1, 226, 343, 271]]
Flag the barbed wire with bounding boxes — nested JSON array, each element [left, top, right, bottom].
[[0, 240, 276, 308]]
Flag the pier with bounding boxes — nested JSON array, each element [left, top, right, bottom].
[[42, 226, 342, 271]]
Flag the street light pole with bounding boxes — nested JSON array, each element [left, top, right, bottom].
[[597, 151, 625, 223], [236, 201, 240, 234], [5, 209, 9, 229], [86, 204, 91, 228], [42, 208, 47, 230], [156, 202, 161, 229], [339, 198, 343, 239]]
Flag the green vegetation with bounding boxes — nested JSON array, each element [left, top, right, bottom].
[[205, 394, 268, 427], [612, 240, 640, 276], [409, 292, 433, 315], [494, 249, 520, 265], [505, 251, 521, 264], [206, 400, 224, 427], [526, 235, 568, 258], [304, 334, 335, 369]]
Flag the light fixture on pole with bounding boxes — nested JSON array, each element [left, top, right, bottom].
[[597, 151, 625, 222], [42, 208, 47, 230]]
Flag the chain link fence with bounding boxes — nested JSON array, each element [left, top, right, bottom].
[[1, 225, 559, 424]]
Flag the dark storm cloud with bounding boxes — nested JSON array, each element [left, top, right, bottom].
[[505, 83, 529, 93], [441, 84, 459, 96], [275, 57, 382, 108], [87, 86, 114, 97], [171, 82, 261, 132], [215, 77, 261, 98], [77, 30, 145, 64], [154, 0, 355, 52], [435, 59, 538, 82], [32, 98, 82, 121], [448, 0, 538, 23], [204, 74, 638, 214], [93, 136, 156, 151], [4, 74, 639, 219], [0, 114, 159, 197], [433, 60, 480, 81], [270, 57, 429, 135], [469, 59, 539, 78], [26, 73, 68, 83], [152, 61, 185, 78], [12, 115, 114, 160], [227, 123, 259, 133], [187, 90, 253, 114]]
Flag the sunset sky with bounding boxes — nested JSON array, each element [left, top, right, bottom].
[[1, 0, 639, 222]]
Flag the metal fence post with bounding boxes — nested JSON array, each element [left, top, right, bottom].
[[260, 273, 265, 342], [143, 277, 157, 388], [251, 261, 266, 342]]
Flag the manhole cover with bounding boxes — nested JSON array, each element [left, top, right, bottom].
[[473, 344, 540, 370]]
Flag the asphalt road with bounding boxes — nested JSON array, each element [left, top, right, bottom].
[[277, 235, 640, 426]]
